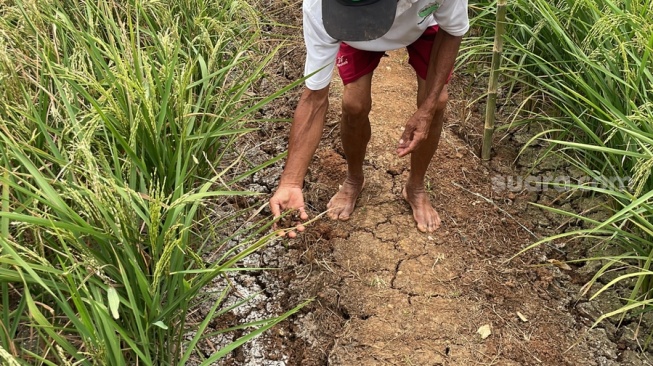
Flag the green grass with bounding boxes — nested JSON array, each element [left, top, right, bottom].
[[467, 0, 653, 337], [0, 0, 304, 364]]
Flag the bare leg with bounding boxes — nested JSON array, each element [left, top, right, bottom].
[[403, 77, 448, 232], [327, 72, 374, 220]]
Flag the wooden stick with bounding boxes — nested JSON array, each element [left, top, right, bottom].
[[481, 0, 507, 160]]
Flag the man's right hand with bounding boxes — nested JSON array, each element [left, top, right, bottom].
[[270, 185, 309, 238]]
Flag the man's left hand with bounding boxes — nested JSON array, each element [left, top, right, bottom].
[[397, 109, 433, 157]]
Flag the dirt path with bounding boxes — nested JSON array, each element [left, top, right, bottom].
[[265, 50, 647, 365]]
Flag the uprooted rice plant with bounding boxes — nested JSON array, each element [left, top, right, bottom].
[[0, 0, 303, 364], [469, 0, 653, 335]]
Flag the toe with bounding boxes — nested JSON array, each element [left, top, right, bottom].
[[428, 216, 437, 232], [328, 208, 342, 220], [432, 217, 441, 232], [416, 222, 428, 233]]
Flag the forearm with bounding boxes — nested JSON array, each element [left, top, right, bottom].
[[421, 30, 462, 114], [279, 86, 330, 187]]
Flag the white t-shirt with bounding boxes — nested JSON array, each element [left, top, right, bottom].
[[303, 0, 469, 90]]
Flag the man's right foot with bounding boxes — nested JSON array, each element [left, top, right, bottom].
[[327, 176, 364, 221]]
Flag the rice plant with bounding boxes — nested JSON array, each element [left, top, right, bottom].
[[468, 0, 653, 334], [0, 0, 302, 364]]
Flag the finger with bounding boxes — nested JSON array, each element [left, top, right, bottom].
[[397, 138, 410, 150], [270, 197, 287, 230], [270, 199, 282, 218], [298, 207, 309, 221], [400, 125, 414, 141], [397, 143, 415, 157], [406, 135, 422, 151], [397, 139, 412, 157], [398, 132, 412, 147], [397, 127, 415, 156], [398, 133, 424, 157]]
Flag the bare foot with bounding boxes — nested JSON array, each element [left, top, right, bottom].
[[402, 185, 441, 233], [327, 176, 364, 221]]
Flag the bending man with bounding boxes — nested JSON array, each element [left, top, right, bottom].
[[270, 0, 469, 236]]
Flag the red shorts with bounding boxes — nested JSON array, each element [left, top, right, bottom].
[[336, 25, 452, 85]]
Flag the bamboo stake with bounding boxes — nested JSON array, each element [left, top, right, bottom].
[[481, 0, 507, 160]]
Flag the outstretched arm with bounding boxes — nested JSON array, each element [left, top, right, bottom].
[[270, 86, 330, 237], [278, 87, 330, 188]]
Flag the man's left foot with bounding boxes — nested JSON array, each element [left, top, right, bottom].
[[402, 184, 441, 233]]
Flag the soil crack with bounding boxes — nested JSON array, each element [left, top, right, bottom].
[[390, 258, 405, 290]]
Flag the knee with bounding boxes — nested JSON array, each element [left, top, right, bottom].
[[342, 95, 372, 120]]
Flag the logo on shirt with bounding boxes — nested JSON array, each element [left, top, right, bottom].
[[418, 2, 441, 24]]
